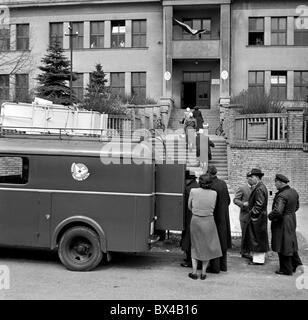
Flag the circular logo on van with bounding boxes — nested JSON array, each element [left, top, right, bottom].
[[71, 163, 90, 181]]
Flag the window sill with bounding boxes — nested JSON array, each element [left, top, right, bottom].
[[63, 47, 149, 51], [246, 44, 308, 47]]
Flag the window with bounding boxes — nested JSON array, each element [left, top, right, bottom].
[[0, 157, 29, 184], [0, 27, 10, 51], [271, 17, 287, 45], [90, 21, 104, 48], [72, 73, 84, 101], [70, 22, 84, 49], [111, 20, 125, 48], [271, 71, 287, 100], [173, 18, 211, 40], [132, 20, 146, 47], [131, 72, 146, 100], [294, 71, 308, 101], [15, 74, 29, 102], [248, 71, 264, 94], [294, 17, 308, 45], [50, 22, 63, 47], [16, 24, 29, 50], [183, 72, 210, 82], [0, 75, 9, 101], [248, 17, 264, 45], [110, 72, 125, 96]]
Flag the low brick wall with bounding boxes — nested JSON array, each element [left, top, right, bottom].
[[228, 143, 308, 203]]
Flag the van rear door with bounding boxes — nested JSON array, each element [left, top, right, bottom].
[[155, 164, 185, 230]]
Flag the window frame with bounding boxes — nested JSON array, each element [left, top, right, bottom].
[[0, 156, 29, 185], [16, 24, 29, 50], [70, 22, 84, 49], [15, 74, 29, 102], [131, 72, 146, 100], [248, 71, 265, 94], [72, 73, 84, 101], [132, 20, 147, 48], [248, 17, 264, 46], [271, 17, 287, 46], [111, 20, 126, 48], [270, 71, 287, 100], [294, 71, 308, 101], [110, 72, 125, 97], [0, 27, 10, 51], [49, 22, 63, 48], [90, 21, 104, 49], [0, 74, 10, 101]]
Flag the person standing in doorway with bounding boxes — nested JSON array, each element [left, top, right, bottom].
[[206, 165, 231, 273], [233, 172, 254, 259], [242, 168, 269, 265], [268, 174, 303, 275]]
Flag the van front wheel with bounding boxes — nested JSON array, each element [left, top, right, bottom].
[[58, 226, 103, 271]]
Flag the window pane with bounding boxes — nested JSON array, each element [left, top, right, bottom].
[[192, 19, 201, 30], [294, 30, 308, 45], [271, 75, 278, 84], [256, 18, 264, 31], [271, 33, 278, 45], [0, 157, 29, 184], [256, 71, 264, 84], [271, 18, 278, 30], [302, 71, 308, 84], [278, 75, 286, 84], [278, 32, 286, 45], [279, 18, 286, 30], [249, 71, 256, 84]]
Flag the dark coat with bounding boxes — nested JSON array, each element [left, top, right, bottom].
[[192, 110, 204, 130], [242, 181, 269, 253], [268, 185, 299, 256], [181, 178, 199, 252], [210, 176, 232, 252]]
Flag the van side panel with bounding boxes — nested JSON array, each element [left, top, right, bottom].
[[155, 164, 185, 230]]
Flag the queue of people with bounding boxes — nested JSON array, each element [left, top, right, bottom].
[[182, 165, 303, 280]]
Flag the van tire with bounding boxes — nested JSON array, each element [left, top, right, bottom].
[[58, 226, 103, 271]]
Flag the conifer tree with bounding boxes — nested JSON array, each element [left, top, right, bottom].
[[36, 41, 77, 105]]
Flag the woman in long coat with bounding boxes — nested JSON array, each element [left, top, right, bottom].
[[188, 174, 222, 280], [192, 106, 204, 131]]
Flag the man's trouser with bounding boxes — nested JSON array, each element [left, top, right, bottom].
[[278, 252, 302, 274], [208, 251, 227, 273]]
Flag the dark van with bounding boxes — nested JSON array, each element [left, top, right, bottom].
[[0, 135, 185, 271]]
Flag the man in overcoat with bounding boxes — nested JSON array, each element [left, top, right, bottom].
[[206, 165, 231, 273], [268, 174, 303, 275], [233, 172, 254, 259], [242, 168, 269, 265]]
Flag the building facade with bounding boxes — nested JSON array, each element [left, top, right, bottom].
[[0, 0, 307, 111]]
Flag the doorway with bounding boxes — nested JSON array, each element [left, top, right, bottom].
[[182, 72, 211, 109]]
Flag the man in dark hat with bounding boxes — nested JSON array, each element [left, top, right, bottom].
[[206, 165, 231, 273], [233, 172, 254, 259], [242, 168, 269, 265], [268, 174, 303, 275]]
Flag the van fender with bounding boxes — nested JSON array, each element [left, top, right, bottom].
[[51, 216, 107, 252]]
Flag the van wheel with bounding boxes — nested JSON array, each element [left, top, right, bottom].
[[58, 226, 102, 271]]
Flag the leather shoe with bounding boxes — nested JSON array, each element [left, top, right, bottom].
[[275, 270, 292, 276], [181, 262, 192, 268], [200, 274, 207, 280], [188, 273, 198, 280]]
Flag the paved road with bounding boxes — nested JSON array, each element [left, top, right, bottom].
[[0, 205, 307, 300]]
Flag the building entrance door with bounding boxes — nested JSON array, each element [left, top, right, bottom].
[[196, 81, 210, 108], [182, 72, 211, 109], [183, 82, 196, 109]]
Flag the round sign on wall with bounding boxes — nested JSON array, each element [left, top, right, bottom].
[[164, 71, 171, 81], [221, 70, 229, 80]]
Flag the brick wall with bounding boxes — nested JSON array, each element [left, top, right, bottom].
[[0, 157, 22, 176], [228, 144, 308, 203]]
